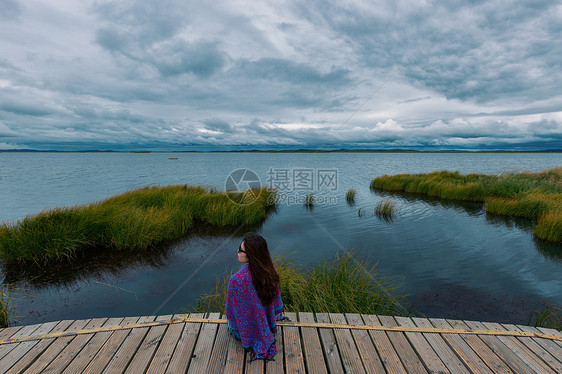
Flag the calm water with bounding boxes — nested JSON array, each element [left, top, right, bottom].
[[1, 152, 561, 325]]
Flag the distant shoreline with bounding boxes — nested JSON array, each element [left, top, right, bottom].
[[1, 149, 561, 154]]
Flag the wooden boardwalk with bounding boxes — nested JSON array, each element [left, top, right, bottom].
[[1, 312, 561, 373]]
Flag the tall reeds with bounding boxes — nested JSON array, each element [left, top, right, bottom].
[[375, 199, 395, 218], [370, 168, 562, 243], [528, 306, 562, 331], [0, 185, 276, 264], [304, 193, 315, 207], [535, 210, 562, 243], [346, 189, 356, 204], [194, 252, 406, 316], [0, 287, 8, 328]]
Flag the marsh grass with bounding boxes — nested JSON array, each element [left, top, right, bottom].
[[0, 185, 276, 264], [535, 210, 562, 243], [528, 306, 562, 331], [486, 193, 561, 219], [0, 288, 8, 328], [194, 252, 406, 316], [304, 193, 315, 207], [375, 199, 395, 218], [346, 189, 356, 204], [370, 168, 562, 243]]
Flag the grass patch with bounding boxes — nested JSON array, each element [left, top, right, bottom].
[[346, 189, 356, 204], [194, 252, 406, 316], [535, 210, 562, 243], [370, 168, 562, 243], [0, 287, 8, 328], [304, 193, 315, 207], [375, 199, 395, 218], [528, 306, 562, 331], [486, 193, 561, 219], [0, 185, 276, 264]]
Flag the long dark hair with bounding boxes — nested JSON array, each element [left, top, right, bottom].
[[242, 234, 280, 305]]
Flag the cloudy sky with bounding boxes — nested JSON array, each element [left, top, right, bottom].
[[0, 0, 561, 151]]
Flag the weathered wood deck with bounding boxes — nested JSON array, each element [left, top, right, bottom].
[[1, 312, 561, 373]]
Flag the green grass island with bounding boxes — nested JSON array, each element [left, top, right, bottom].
[[0, 185, 276, 264], [371, 167, 562, 243]]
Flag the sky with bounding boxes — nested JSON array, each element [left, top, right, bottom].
[[0, 0, 561, 151]]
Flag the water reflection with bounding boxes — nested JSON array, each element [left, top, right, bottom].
[[484, 212, 534, 233], [370, 188, 560, 259], [2, 240, 176, 289], [375, 213, 394, 225], [533, 237, 562, 262], [371, 189, 485, 217]]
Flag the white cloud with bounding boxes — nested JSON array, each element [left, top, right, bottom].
[[0, 0, 560, 151]]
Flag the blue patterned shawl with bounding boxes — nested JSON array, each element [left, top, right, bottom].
[[225, 263, 284, 359]]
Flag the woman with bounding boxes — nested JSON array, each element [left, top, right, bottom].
[[225, 233, 285, 360]]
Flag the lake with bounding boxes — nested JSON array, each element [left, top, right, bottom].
[[1, 151, 561, 326]]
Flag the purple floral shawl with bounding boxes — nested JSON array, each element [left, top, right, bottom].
[[225, 263, 284, 359]]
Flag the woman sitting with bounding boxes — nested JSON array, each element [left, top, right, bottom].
[[225, 233, 285, 360]]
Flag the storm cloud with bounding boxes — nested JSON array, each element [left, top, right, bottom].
[[0, 0, 560, 151]]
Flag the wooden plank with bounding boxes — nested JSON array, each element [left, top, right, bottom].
[[207, 315, 230, 374], [316, 313, 345, 374], [223, 322, 246, 374], [506, 323, 562, 372], [462, 319, 535, 374], [61, 317, 123, 374], [5, 320, 74, 374], [81, 316, 140, 374], [265, 322, 284, 374], [186, 312, 221, 374], [482, 321, 556, 374], [0, 326, 22, 342], [145, 314, 188, 374], [42, 318, 108, 374], [329, 313, 366, 374], [22, 319, 91, 374], [124, 314, 172, 374], [516, 324, 562, 370], [101, 315, 156, 374], [0, 321, 58, 372], [446, 319, 514, 374], [0, 323, 45, 361], [377, 315, 427, 374], [395, 316, 449, 373], [428, 318, 494, 374], [345, 313, 385, 374], [537, 327, 562, 349], [362, 314, 406, 374], [165, 313, 203, 374], [410, 318, 471, 374], [283, 311, 305, 374], [299, 312, 328, 374], [245, 352, 264, 374]]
